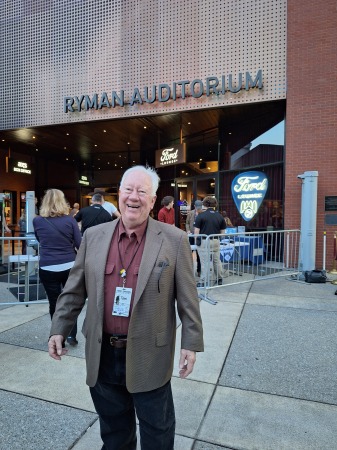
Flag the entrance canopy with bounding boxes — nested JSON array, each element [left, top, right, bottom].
[[0, 100, 285, 173]]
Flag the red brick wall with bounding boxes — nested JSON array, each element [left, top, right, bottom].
[[285, 0, 337, 269]]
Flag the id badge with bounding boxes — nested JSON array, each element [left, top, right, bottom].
[[112, 287, 133, 317]]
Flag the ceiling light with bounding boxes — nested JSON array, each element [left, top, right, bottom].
[[143, 126, 147, 129], [188, 122, 191, 125], [1, 139, 5, 142], [66, 133, 69, 136], [36, 149, 38, 152], [32, 136, 36, 139], [200, 158, 202, 161], [94, 144, 97, 147], [103, 130, 106, 133]]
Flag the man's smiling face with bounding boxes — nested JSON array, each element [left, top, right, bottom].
[[119, 170, 156, 230]]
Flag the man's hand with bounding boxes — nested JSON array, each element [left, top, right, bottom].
[[48, 335, 68, 360], [179, 349, 196, 379]]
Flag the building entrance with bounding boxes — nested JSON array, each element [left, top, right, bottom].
[[174, 174, 217, 230]]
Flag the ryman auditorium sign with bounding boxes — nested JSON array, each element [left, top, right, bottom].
[[64, 70, 263, 113]]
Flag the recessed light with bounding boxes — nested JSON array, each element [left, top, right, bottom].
[[94, 144, 97, 147], [143, 126, 147, 129], [32, 136, 36, 139], [103, 130, 106, 133], [66, 133, 69, 136], [188, 122, 191, 125], [1, 139, 5, 142]]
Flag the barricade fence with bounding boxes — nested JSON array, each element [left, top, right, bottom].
[[0, 236, 47, 306], [1, 230, 301, 306], [189, 229, 301, 303]]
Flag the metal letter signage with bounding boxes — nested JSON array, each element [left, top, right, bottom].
[[155, 143, 186, 168], [64, 70, 263, 113], [231, 171, 268, 222]]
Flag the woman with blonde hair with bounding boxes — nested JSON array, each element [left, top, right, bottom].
[[33, 189, 82, 346]]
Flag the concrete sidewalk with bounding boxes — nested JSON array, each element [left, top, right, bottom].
[[1, 275, 337, 449]]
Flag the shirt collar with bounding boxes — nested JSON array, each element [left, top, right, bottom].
[[118, 218, 148, 242]]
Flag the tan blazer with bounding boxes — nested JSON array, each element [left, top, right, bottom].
[[50, 217, 204, 393]]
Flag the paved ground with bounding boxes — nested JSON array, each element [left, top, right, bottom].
[[1, 271, 337, 450]]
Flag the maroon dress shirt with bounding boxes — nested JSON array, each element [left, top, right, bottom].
[[103, 219, 147, 335]]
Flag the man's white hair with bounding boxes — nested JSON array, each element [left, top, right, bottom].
[[120, 165, 160, 196]]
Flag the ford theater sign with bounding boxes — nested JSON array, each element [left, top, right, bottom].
[[155, 143, 186, 168], [231, 171, 268, 221]]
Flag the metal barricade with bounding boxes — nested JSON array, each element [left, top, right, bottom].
[[189, 230, 301, 304], [0, 236, 47, 306]]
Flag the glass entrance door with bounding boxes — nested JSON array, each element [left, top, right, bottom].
[[174, 174, 218, 230], [175, 178, 194, 230]]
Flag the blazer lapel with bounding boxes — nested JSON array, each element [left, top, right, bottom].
[[134, 218, 163, 306], [94, 220, 119, 318]]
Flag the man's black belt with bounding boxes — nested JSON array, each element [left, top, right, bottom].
[[103, 333, 128, 348]]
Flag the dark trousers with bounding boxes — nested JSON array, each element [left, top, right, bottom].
[[90, 340, 175, 450], [39, 268, 77, 338]]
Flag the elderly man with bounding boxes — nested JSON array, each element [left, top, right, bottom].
[[48, 165, 204, 450]]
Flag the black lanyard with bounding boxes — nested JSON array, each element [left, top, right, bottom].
[[117, 225, 146, 284]]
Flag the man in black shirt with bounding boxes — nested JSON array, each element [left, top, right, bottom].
[[194, 196, 226, 286], [75, 193, 113, 234]]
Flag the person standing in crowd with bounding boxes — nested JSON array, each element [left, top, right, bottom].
[[69, 202, 80, 217], [194, 196, 226, 287], [75, 193, 113, 235], [185, 200, 203, 277], [222, 210, 234, 228], [18, 210, 27, 255], [89, 188, 121, 218], [158, 195, 175, 225], [33, 189, 82, 346], [48, 165, 204, 450]]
